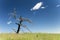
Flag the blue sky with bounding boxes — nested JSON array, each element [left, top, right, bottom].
[[0, 0, 60, 33]]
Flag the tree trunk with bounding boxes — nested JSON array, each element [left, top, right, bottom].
[[16, 20, 22, 34], [16, 24, 20, 34]]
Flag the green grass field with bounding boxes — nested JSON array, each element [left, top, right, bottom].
[[0, 33, 60, 40]]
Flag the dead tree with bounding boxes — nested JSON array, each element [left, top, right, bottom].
[[16, 16, 23, 33], [16, 16, 32, 34], [9, 8, 32, 34]]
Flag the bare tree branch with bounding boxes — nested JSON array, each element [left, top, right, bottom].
[[22, 25, 32, 33]]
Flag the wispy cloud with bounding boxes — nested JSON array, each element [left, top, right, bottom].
[[30, 2, 43, 11], [41, 6, 45, 9], [56, 4, 60, 7], [7, 21, 12, 25], [41, 6, 48, 9]]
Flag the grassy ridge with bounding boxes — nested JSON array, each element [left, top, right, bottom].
[[0, 33, 60, 40]]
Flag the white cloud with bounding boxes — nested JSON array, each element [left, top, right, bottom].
[[56, 5, 60, 7], [30, 2, 43, 11], [7, 21, 12, 25], [41, 6, 48, 9], [41, 6, 45, 9]]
